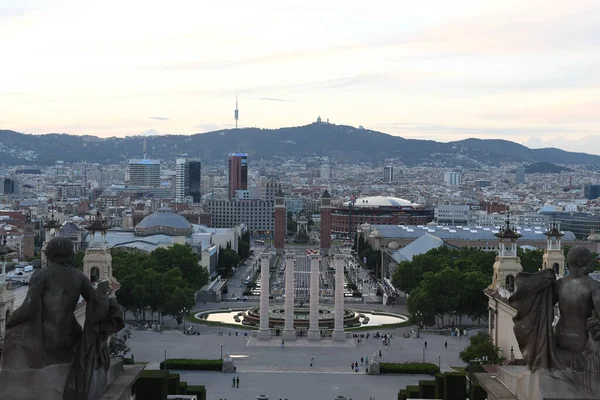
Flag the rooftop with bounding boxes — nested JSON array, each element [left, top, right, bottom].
[[343, 196, 418, 208]]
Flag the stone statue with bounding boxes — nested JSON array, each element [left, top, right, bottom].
[[509, 245, 600, 397], [0, 237, 125, 400]]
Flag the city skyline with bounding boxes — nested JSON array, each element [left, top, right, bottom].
[[1, 0, 600, 154]]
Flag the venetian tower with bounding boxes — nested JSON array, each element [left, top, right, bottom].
[[320, 190, 332, 256], [83, 211, 120, 297], [41, 211, 61, 268], [542, 220, 565, 276], [274, 188, 286, 256], [489, 210, 522, 294]]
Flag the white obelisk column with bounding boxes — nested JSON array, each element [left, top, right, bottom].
[[332, 254, 346, 341], [307, 254, 321, 340], [258, 253, 271, 340], [283, 253, 296, 340]]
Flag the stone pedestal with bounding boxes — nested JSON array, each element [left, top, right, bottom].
[[282, 253, 296, 340], [478, 366, 600, 400], [307, 254, 321, 340], [331, 254, 346, 341], [257, 253, 271, 340]]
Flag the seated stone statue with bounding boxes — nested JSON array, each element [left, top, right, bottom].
[[509, 245, 600, 396], [0, 236, 124, 400]]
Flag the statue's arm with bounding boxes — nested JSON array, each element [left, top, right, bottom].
[[80, 272, 95, 303], [6, 270, 44, 328]]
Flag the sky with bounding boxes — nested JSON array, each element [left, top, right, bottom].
[[1, 0, 600, 154]]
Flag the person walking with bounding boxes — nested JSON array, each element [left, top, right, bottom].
[[379, 350, 382, 358], [445, 341, 448, 349], [351, 362, 355, 370], [310, 355, 314, 367], [232, 377, 236, 388], [361, 356, 364, 364], [424, 341, 428, 349], [236, 376, 239, 388], [281, 339, 285, 349]]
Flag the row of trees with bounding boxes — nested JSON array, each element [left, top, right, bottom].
[[111, 244, 208, 325], [355, 234, 382, 274], [392, 245, 556, 327]]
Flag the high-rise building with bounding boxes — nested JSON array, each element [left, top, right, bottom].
[[1, 178, 16, 195], [128, 159, 160, 187], [515, 166, 526, 184], [444, 171, 462, 185], [583, 184, 600, 200], [320, 164, 331, 179], [228, 153, 248, 198], [176, 158, 202, 203], [383, 166, 394, 183]]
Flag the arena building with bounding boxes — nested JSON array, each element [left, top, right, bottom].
[[331, 196, 433, 234]]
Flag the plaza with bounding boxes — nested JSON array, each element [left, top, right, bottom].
[[129, 304, 472, 399]]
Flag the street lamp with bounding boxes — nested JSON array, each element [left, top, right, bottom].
[[164, 348, 168, 372], [416, 311, 423, 338], [422, 347, 426, 363], [438, 353, 441, 371], [220, 343, 223, 360]]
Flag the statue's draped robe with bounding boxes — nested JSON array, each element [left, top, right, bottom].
[[509, 269, 600, 395]]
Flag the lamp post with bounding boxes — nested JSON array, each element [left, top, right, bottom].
[[220, 343, 223, 360], [438, 353, 441, 371], [416, 311, 423, 338], [422, 347, 426, 363], [164, 348, 168, 372]]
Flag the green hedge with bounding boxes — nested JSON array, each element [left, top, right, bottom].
[[187, 385, 207, 400], [380, 362, 440, 375], [435, 373, 445, 399], [444, 372, 466, 400], [406, 385, 419, 398], [122, 357, 135, 365], [167, 373, 180, 394], [179, 382, 188, 395], [135, 370, 169, 400], [398, 389, 408, 400], [470, 382, 487, 400], [159, 359, 223, 371], [419, 380, 436, 399]]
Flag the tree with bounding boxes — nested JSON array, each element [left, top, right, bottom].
[[518, 248, 544, 273], [407, 287, 436, 327], [74, 250, 85, 271], [287, 211, 297, 234], [217, 247, 240, 277], [151, 244, 208, 291], [460, 332, 502, 364]]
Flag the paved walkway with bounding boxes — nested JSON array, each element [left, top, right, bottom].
[[128, 322, 471, 399]]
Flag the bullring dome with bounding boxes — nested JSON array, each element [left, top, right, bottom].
[[135, 207, 192, 237]]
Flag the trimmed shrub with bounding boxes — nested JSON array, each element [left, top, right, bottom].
[[419, 379, 436, 399], [434, 373, 445, 399], [159, 359, 223, 371], [398, 389, 408, 400], [444, 372, 466, 400], [379, 362, 440, 375], [167, 373, 180, 394], [187, 385, 207, 400], [122, 357, 135, 365], [406, 385, 419, 398], [470, 382, 487, 400], [179, 382, 188, 395], [135, 370, 169, 400]]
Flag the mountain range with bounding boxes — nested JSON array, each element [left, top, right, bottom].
[[1, 123, 600, 167]]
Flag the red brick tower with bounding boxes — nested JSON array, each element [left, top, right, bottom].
[[320, 190, 332, 255], [274, 188, 286, 256]]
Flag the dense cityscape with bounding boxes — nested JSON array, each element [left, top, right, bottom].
[[2, 1, 600, 399]]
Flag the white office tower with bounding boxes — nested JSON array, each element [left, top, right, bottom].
[[320, 164, 331, 179], [383, 166, 394, 183], [128, 159, 160, 187], [444, 171, 462, 186]]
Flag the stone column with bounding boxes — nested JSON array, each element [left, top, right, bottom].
[[258, 253, 271, 340], [332, 254, 346, 341], [282, 253, 296, 340], [307, 254, 321, 340]]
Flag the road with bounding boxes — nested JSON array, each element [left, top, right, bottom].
[[294, 256, 310, 302]]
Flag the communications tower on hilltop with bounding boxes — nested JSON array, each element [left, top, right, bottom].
[[234, 95, 239, 129]]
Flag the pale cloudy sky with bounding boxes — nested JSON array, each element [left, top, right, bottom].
[[1, 0, 600, 153]]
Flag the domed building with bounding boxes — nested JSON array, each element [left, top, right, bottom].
[[135, 207, 193, 237], [332, 196, 433, 234]]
